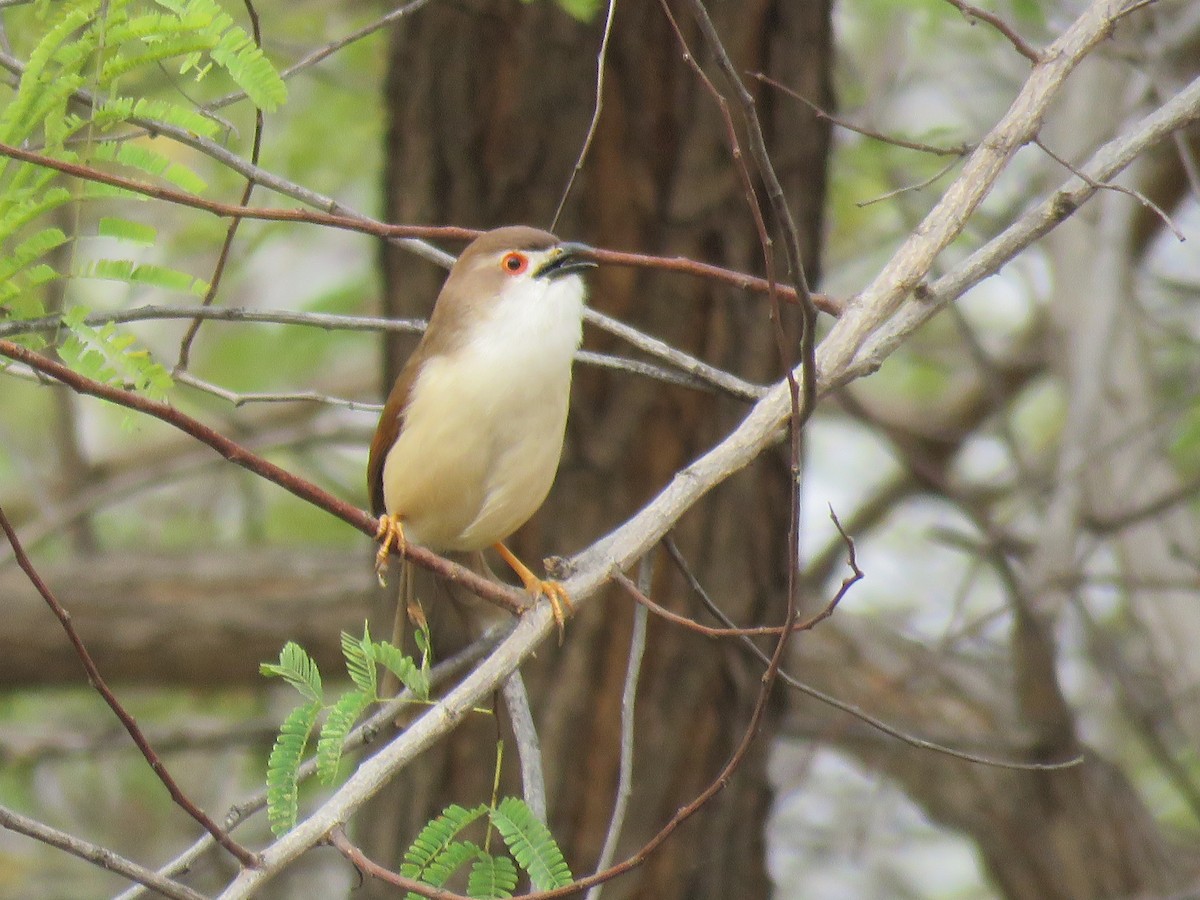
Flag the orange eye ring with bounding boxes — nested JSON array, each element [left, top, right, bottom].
[[501, 252, 529, 275]]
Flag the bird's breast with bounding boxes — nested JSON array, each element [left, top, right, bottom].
[[380, 275, 585, 551]]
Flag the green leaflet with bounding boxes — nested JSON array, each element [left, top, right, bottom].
[[491, 797, 573, 890]]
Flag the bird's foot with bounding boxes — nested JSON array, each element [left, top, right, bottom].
[[374, 515, 406, 586], [493, 542, 573, 644]]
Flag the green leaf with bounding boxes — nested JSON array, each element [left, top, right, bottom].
[[467, 853, 518, 899], [315, 688, 371, 785], [490, 797, 572, 890], [341, 625, 377, 696], [266, 701, 320, 836], [98, 216, 157, 245], [0, 227, 68, 284], [0, 1, 100, 147], [401, 804, 489, 896], [56, 313, 174, 402], [375, 640, 429, 701], [152, 0, 288, 111], [100, 33, 218, 86], [0, 187, 73, 244], [77, 257, 208, 295], [93, 141, 208, 195], [260, 642, 323, 704]]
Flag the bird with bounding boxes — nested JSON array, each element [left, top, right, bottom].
[[367, 225, 595, 638]]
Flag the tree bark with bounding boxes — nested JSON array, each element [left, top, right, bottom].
[[375, 1, 833, 897]]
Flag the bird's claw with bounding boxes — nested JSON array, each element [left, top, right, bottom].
[[374, 515, 406, 586]]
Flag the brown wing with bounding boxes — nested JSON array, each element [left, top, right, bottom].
[[367, 353, 421, 517], [366, 292, 474, 517]]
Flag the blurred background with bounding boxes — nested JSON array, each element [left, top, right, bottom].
[[1, 0, 1199, 897]]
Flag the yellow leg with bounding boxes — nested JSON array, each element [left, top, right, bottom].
[[493, 542, 573, 643], [374, 514, 406, 586]]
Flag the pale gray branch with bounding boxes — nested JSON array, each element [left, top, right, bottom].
[[0, 804, 208, 900]]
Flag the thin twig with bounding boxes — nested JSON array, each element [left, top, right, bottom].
[[0, 304, 764, 403], [208, 0, 436, 111], [332, 828, 467, 896], [0, 804, 208, 900], [612, 569, 847, 637], [552, 0, 617, 230], [661, 535, 1080, 772], [0, 506, 260, 868], [857, 155, 961, 207], [585, 555, 649, 900], [173, 370, 384, 412], [750, 72, 972, 157], [941, 0, 1041, 63], [1035, 136, 1186, 240]]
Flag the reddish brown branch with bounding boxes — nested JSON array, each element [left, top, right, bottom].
[[0, 140, 841, 316], [0, 506, 260, 869], [330, 828, 469, 897], [612, 567, 853, 638], [942, 0, 1041, 63], [0, 340, 528, 617]]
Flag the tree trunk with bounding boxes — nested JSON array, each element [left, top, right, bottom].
[[373, 1, 833, 897]]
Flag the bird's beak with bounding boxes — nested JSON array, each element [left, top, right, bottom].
[[535, 242, 597, 279]]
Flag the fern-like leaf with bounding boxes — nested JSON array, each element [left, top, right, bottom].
[[93, 141, 208, 194], [265, 700, 320, 837], [341, 625, 377, 696], [0, 2, 99, 149], [77, 257, 208, 295], [56, 309, 174, 402], [402, 840, 483, 900], [97, 216, 157, 245], [467, 853, 518, 899], [260, 641, 323, 704], [375, 640, 430, 701], [0, 227, 68, 284], [490, 797, 573, 890], [153, 0, 287, 111], [128, 97, 221, 139], [314, 688, 371, 785], [402, 803, 489, 891]]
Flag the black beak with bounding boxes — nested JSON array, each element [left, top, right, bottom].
[[535, 242, 597, 279]]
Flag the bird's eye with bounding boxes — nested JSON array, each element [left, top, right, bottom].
[[501, 252, 529, 274]]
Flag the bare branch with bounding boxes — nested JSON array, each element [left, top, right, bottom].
[[750, 72, 973, 157], [0, 804, 208, 900], [552, 0, 618, 230], [585, 556, 650, 900], [0, 507, 259, 868]]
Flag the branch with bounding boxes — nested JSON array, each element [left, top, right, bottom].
[[0, 804, 207, 900], [0, 304, 763, 402], [941, 0, 1041, 63], [585, 557, 649, 900], [0, 507, 259, 868], [853, 70, 1200, 375], [750, 72, 972, 157], [0, 138, 840, 315]]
